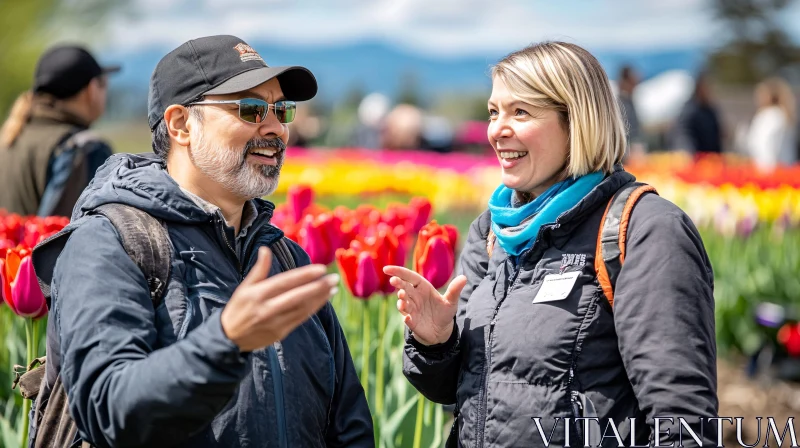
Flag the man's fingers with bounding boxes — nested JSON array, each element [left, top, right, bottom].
[[250, 264, 332, 300], [260, 275, 338, 319], [241, 247, 273, 286], [262, 286, 335, 335]]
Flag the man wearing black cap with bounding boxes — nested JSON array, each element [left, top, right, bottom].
[[31, 35, 374, 447], [0, 44, 119, 216]]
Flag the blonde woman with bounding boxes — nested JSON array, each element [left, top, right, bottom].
[[746, 77, 797, 172], [385, 42, 717, 447]]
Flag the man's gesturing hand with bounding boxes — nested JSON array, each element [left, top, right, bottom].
[[221, 247, 339, 352]]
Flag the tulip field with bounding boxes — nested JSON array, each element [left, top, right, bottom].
[[2, 148, 800, 447]]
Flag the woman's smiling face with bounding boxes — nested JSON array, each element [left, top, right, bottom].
[[487, 76, 569, 197]]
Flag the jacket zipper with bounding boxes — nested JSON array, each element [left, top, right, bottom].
[[568, 367, 583, 442], [476, 246, 531, 448], [269, 343, 289, 448], [239, 213, 274, 273], [476, 224, 555, 448], [565, 291, 601, 443], [214, 213, 287, 447], [213, 215, 241, 273]]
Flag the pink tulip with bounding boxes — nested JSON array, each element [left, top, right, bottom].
[[299, 213, 344, 265], [288, 185, 314, 223], [1, 247, 47, 319], [413, 220, 458, 289], [415, 236, 455, 289], [335, 247, 380, 299]]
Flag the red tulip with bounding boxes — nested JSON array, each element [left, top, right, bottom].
[[354, 205, 382, 235], [1, 246, 47, 319], [381, 203, 409, 229], [408, 197, 432, 233], [335, 246, 380, 299], [0, 239, 15, 259], [299, 213, 344, 265], [360, 223, 406, 294], [413, 220, 458, 289], [779, 323, 800, 357], [334, 206, 360, 249], [0, 213, 24, 245], [288, 185, 314, 223]]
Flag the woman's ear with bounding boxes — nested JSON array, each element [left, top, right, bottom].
[[164, 105, 192, 147]]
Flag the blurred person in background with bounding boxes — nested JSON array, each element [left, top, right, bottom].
[[381, 103, 423, 149], [0, 45, 117, 217], [385, 41, 717, 447], [744, 77, 797, 172], [353, 92, 390, 149], [286, 101, 323, 147], [670, 71, 724, 154], [617, 65, 646, 159]]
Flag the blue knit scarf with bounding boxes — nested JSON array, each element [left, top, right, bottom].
[[488, 171, 604, 256]]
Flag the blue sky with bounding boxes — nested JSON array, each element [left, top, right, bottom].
[[79, 0, 800, 113], [99, 0, 800, 57]]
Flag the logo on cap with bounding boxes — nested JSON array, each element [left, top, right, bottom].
[[234, 43, 264, 63]]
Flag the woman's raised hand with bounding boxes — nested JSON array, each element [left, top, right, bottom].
[[383, 265, 467, 346]]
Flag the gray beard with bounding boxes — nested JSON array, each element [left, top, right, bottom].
[[189, 132, 287, 199]]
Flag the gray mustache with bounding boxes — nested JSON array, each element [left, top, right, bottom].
[[244, 138, 286, 153]]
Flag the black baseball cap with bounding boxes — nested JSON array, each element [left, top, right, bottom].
[[147, 35, 318, 130], [33, 45, 120, 99]]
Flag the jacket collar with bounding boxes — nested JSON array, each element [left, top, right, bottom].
[[551, 164, 635, 234], [29, 98, 91, 129]]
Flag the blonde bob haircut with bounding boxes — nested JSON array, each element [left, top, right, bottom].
[[492, 42, 627, 177]]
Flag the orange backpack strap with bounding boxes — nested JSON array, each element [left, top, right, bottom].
[[595, 182, 658, 309]]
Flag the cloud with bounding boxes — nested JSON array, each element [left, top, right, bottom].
[[104, 0, 718, 56]]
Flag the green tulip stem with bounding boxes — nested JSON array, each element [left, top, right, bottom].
[[434, 401, 444, 447], [361, 300, 370, 404], [33, 318, 41, 359], [21, 318, 34, 448], [413, 393, 425, 448], [375, 296, 388, 414]]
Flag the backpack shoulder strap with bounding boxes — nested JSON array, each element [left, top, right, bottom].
[[595, 182, 658, 310], [93, 204, 172, 307], [271, 236, 297, 270]]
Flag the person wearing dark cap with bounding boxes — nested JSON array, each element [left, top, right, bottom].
[[30, 35, 374, 448], [0, 44, 119, 216]]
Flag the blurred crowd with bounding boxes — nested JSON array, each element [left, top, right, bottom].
[[287, 65, 800, 174]]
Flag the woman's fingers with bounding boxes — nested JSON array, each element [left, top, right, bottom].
[[383, 265, 424, 286], [397, 289, 416, 315], [403, 314, 415, 332], [390, 276, 419, 297]]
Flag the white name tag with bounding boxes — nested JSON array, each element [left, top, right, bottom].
[[532, 271, 580, 303]]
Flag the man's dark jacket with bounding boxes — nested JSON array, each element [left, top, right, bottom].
[[38, 153, 373, 447], [404, 167, 718, 447]]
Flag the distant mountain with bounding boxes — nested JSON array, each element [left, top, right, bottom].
[[102, 40, 707, 119]]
